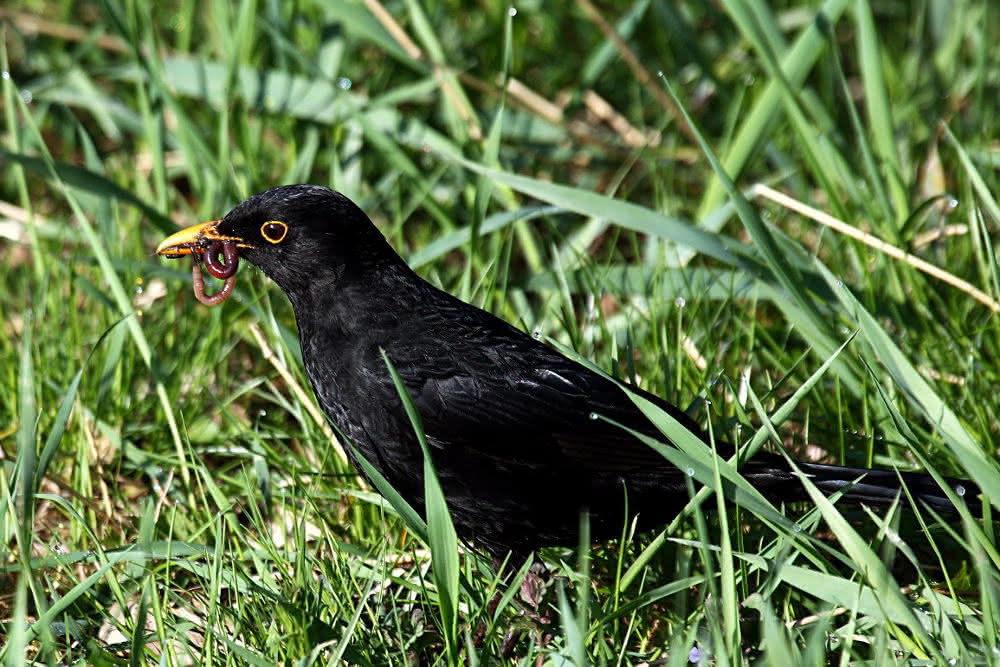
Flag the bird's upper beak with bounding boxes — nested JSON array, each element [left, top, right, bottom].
[[156, 220, 243, 257]]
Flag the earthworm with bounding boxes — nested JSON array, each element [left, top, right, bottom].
[[192, 240, 238, 306], [203, 239, 238, 279]]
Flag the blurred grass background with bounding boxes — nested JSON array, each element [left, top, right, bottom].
[[3, 0, 1000, 664]]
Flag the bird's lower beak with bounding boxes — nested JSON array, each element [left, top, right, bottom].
[[156, 220, 236, 257]]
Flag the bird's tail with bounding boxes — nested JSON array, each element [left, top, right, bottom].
[[742, 455, 978, 516]]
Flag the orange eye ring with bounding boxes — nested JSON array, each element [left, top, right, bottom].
[[261, 220, 288, 244]]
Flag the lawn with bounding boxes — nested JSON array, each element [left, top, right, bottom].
[[2, 0, 1000, 664]]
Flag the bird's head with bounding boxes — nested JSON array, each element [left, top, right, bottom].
[[156, 185, 403, 296]]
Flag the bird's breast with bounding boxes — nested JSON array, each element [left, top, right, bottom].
[[298, 327, 426, 482]]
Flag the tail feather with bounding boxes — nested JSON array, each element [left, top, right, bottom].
[[742, 454, 978, 516], [800, 462, 977, 515]]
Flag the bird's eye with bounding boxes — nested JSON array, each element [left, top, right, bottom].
[[260, 221, 288, 244]]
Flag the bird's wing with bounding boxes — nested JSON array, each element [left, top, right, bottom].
[[405, 342, 705, 474]]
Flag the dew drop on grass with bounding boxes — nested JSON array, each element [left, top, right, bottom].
[[956, 485, 966, 497], [588, 412, 598, 420], [336, 77, 352, 90], [686, 467, 695, 477], [258, 409, 267, 418], [1, 71, 9, 80], [532, 328, 542, 339], [508, 7, 517, 16], [21, 89, 32, 104], [946, 197, 958, 211], [675, 296, 686, 308]]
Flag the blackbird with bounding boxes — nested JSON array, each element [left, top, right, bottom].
[[157, 184, 976, 558]]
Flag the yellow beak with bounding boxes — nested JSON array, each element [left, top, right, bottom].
[[156, 220, 236, 257]]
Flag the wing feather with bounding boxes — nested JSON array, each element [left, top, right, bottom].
[[408, 345, 704, 474]]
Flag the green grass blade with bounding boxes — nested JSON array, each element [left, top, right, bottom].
[[696, 0, 850, 222], [350, 446, 429, 545], [0, 148, 175, 232], [784, 455, 939, 659], [37, 316, 128, 490], [381, 349, 460, 662], [854, 0, 907, 223], [817, 262, 1000, 509]]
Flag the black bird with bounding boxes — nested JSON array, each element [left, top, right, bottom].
[[157, 184, 976, 558]]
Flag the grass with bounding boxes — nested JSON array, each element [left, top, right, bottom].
[[2, 0, 1000, 663]]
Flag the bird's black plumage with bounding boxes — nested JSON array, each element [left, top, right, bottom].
[[159, 184, 978, 558]]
